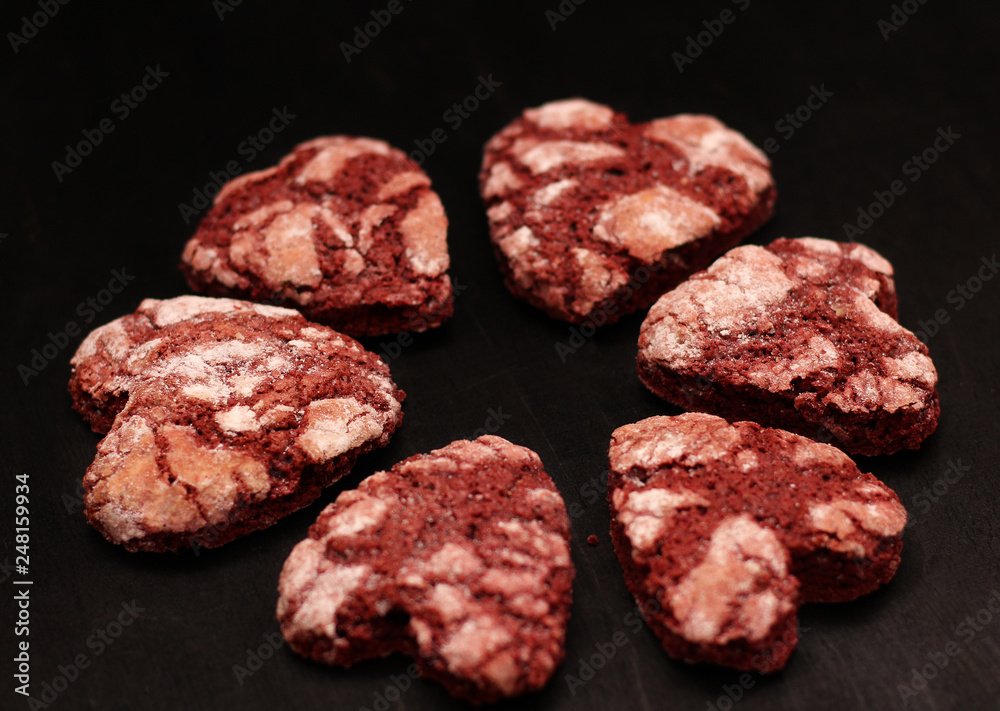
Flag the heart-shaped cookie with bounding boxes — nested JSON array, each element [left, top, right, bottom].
[[181, 136, 453, 337], [276, 436, 574, 703], [609, 413, 906, 672], [638, 237, 940, 455], [69, 296, 403, 552], [479, 98, 775, 323]]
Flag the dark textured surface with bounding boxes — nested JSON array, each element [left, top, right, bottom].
[[1, 1, 998, 709]]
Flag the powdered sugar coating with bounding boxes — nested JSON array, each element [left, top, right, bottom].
[[182, 135, 453, 337], [610, 411, 741, 471], [148, 294, 298, 327], [523, 98, 616, 131], [638, 237, 940, 455], [644, 114, 772, 195], [69, 296, 404, 552], [400, 191, 449, 277], [482, 162, 523, 199], [592, 185, 722, 261], [613, 487, 710, 554], [609, 413, 907, 672], [296, 398, 387, 463], [849, 243, 894, 275], [276, 436, 574, 704], [480, 98, 776, 324], [531, 178, 577, 206], [512, 139, 627, 174], [293, 136, 393, 183], [643, 245, 794, 368], [669, 516, 794, 645], [808, 499, 907, 556], [571, 247, 630, 314]]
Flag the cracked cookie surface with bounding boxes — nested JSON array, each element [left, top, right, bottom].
[[637, 237, 939, 455], [609, 413, 906, 672], [479, 98, 775, 323], [69, 295, 404, 552], [181, 136, 453, 336], [277, 436, 574, 703]]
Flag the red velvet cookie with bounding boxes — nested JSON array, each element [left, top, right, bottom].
[[181, 136, 453, 336], [609, 413, 907, 672], [277, 436, 574, 704], [69, 296, 404, 552], [638, 237, 940, 456], [479, 98, 775, 323]]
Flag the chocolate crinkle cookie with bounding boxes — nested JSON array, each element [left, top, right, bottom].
[[181, 135, 453, 336], [277, 436, 574, 704], [68, 295, 404, 553], [479, 98, 775, 323], [637, 237, 940, 456], [609, 413, 907, 672]]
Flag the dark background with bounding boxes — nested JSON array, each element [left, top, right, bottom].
[[2, 1, 998, 709]]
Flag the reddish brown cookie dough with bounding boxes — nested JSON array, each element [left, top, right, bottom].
[[277, 436, 574, 704], [609, 413, 906, 672], [181, 136, 453, 336], [68, 295, 404, 552], [479, 98, 776, 323], [638, 237, 940, 456]]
